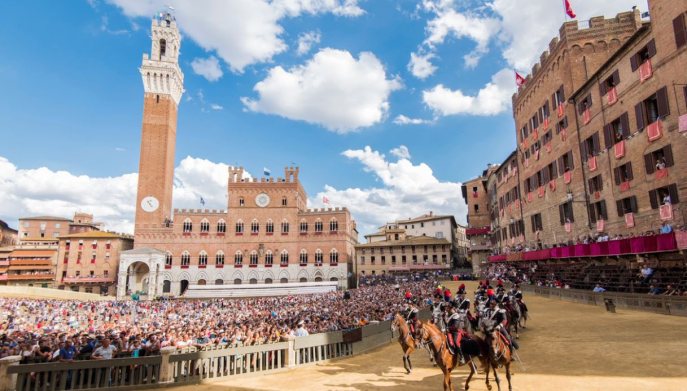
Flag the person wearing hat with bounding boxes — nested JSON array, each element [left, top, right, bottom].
[[454, 291, 471, 313], [509, 284, 527, 312], [294, 320, 309, 337], [445, 304, 466, 364], [482, 299, 518, 352]]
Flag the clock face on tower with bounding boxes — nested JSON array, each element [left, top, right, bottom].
[[255, 193, 270, 208], [141, 196, 160, 212]]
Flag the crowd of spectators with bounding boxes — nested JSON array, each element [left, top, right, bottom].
[[0, 277, 435, 363]]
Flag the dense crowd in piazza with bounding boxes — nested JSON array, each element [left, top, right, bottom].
[[0, 273, 449, 363]]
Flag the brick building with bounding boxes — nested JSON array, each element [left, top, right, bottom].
[[0, 219, 17, 247], [17, 213, 100, 242], [117, 13, 358, 299], [489, 151, 522, 252], [56, 231, 133, 295], [461, 166, 497, 272], [355, 225, 451, 276]]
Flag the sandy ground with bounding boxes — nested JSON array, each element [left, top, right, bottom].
[[176, 281, 687, 390]]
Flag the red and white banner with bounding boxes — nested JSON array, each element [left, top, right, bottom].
[[538, 186, 545, 198], [620, 181, 631, 192], [557, 103, 565, 118], [647, 119, 663, 142], [655, 168, 668, 179], [527, 192, 534, 202], [532, 129, 539, 141], [624, 212, 635, 228], [594, 191, 601, 200], [515, 71, 526, 87], [565, 0, 576, 18], [545, 142, 552, 153], [587, 156, 597, 171], [564, 222, 572, 233], [606, 87, 618, 106], [582, 108, 591, 125], [473, 191, 479, 198], [564, 171, 572, 184], [543, 117, 550, 129], [596, 219, 605, 233], [639, 60, 653, 82], [614, 140, 625, 159], [549, 180, 556, 192], [660, 204, 673, 220]]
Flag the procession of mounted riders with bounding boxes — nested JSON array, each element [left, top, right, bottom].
[[392, 280, 529, 391]]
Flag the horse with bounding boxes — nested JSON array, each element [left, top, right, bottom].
[[502, 300, 520, 339], [417, 321, 491, 391], [485, 328, 514, 391], [391, 312, 418, 374], [516, 298, 528, 329]]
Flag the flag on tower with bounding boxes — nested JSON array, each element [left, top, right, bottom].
[[200, 196, 206, 206], [515, 71, 526, 87], [263, 167, 271, 176], [323, 196, 330, 204], [564, 0, 576, 18]]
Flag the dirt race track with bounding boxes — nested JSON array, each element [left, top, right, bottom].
[[179, 281, 687, 391]]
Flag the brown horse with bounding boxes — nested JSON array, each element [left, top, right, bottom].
[[391, 312, 418, 374], [485, 329, 513, 391], [417, 321, 491, 391]]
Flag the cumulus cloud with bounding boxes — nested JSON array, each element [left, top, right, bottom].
[[0, 156, 246, 234], [108, 0, 364, 72], [241, 48, 402, 133], [407, 52, 437, 79], [312, 146, 466, 234], [392, 115, 433, 125], [210, 103, 224, 111], [190, 56, 224, 82], [296, 30, 321, 56], [389, 145, 411, 159], [422, 67, 513, 116]]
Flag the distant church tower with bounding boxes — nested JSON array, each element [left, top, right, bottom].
[[134, 12, 184, 233]]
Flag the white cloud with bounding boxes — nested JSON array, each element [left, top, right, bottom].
[[296, 30, 321, 56], [0, 155, 245, 234], [190, 56, 224, 82], [393, 115, 433, 126], [312, 146, 466, 234], [210, 103, 224, 111], [241, 48, 402, 133], [407, 52, 437, 79], [108, 0, 364, 72], [422, 67, 513, 116], [389, 145, 411, 159], [491, 0, 643, 71]]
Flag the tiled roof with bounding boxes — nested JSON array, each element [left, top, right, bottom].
[[356, 235, 450, 248], [59, 231, 131, 239]]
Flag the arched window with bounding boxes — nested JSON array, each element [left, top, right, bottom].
[[299, 249, 308, 266], [217, 220, 226, 233], [181, 251, 190, 266], [315, 249, 323, 266], [265, 251, 273, 266], [234, 278, 242, 285], [314, 219, 323, 232], [235, 219, 244, 235], [299, 277, 308, 282], [281, 196, 287, 206], [299, 220, 308, 233], [215, 251, 225, 266], [234, 251, 243, 266], [266, 219, 274, 234], [280, 250, 289, 266], [182, 219, 192, 233], [165, 252, 173, 267], [159, 39, 166, 59], [280, 277, 288, 283], [198, 251, 208, 266], [200, 219, 210, 233], [281, 219, 289, 234], [215, 279, 223, 285], [251, 219, 259, 234], [250, 251, 258, 266], [163, 280, 171, 293], [239, 196, 245, 207], [249, 278, 258, 284], [264, 278, 273, 284], [329, 249, 339, 265], [197, 279, 206, 286], [329, 218, 339, 232]]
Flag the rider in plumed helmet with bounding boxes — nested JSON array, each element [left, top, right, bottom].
[[483, 298, 518, 351], [446, 304, 465, 363]]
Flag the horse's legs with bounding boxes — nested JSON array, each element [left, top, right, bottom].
[[493, 365, 501, 391], [402, 354, 410, 374], [505, 362, 512, 391], [464, 357, 474, 391], [484, 362, 492, 391], [407, 353, 413, 371], [442, 369, 451, 391]]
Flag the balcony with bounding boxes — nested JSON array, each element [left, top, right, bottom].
[[9, 259, 52, 266], [63, 276, 115, 284], [7, 273, 55, 281]]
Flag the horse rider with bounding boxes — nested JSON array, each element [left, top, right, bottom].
[[445, 304, 466, 364], [482, 299, 519, 352], [509, 284, 528, 312], [405, 304, 420, 342], [454, 290, 471, 313], [430, 299, 444, 329]]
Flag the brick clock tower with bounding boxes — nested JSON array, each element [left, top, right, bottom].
[[134, 12, 184, 233]]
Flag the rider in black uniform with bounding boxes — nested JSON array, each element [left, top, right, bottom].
[[446, 304, 465, 364]]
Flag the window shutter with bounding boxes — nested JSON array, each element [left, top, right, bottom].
[[559, 204, 565, 225], [600, 201, 607, 220], [635, 101, 645, 131], [592, 132, 600, 155], [531, 215, 535, 231], [544, 100, 550, 118], [552, 92, 557, 108], [558, 157, 564, 173], [589, 205, 597, 223], [630, 196, 638, 213], [603, 124, 613, 149], [664, 144, 674, 167], [578, 101, 584, 115], [649, 190, 659, 209], [588, 178, 594, 191], [552, 162, 558, 178], [563, 116, 568, 128], [560, 85, 565, 101], [620, 112, 630, 137], [669, 183, 680, 204], [568, 151, 575, 169], [644, 153, 655, 175], [656, 86, 670, 118], [675, 14, 687, 49], [587, 94, 593, 108], [543, 168, 549, 183], [627, 163, 634, 181], [568, 202, 575, 222], [599, 81, 607, 96], [614, 167, 621, 185], [616, 200, 624, 217], [612, 70, 620, 86], [598, 176, 604, 191], [647, 39, 657, 58], [630, 54, 639, 71]]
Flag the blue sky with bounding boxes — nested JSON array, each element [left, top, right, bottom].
[[0, 0, 643, 234]]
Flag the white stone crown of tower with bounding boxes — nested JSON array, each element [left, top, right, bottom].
[[140, 12, 184, 104]]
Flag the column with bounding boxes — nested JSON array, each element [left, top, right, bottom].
[[158, 347, 177, 383], [0, 355, 21, 391]]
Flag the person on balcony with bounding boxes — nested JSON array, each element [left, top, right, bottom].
[[660, 222, 673, 234], [656, 157, 666, 171]]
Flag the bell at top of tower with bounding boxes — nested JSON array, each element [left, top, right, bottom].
[[140, 10, 184, 105]]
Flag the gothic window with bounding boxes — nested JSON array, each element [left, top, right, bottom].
[[315, 249, 323, 266], [234, 251, 243, 266], [239, 197, 245, 207], [266, 220, 274, 234], [215, 251, 225, 266], [329, 249, 339, 265], [329, 219, 339, 232], [281, 220, 289, 234], [250, 251, 258, 266], [159, 39, 166, 59], [282, 196, 288, 206], [165, 252, 173, 267], [300, 220, 308, 233], [200, 219, 210, 233], [299, 249, 308, 266], [181, 251, 190, 266], [235, 220, 244, 234], [280, 250, 289, 266], [198, 251, 208, 266], [182, 219, 192, 233], [265, 251, 273, 266], [314, 219, 323, 232], [217, 220, 226, 233], [251, 219, 259, 234]]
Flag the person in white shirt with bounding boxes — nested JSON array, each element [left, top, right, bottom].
[[92, 338, 117, 360], [294, 321, 309, 337]]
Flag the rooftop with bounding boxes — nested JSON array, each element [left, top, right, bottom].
[[60, 231, 133, 239], [356, 235, 451, 248], [19, 216, 72, 221]]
